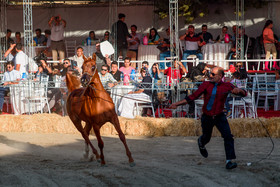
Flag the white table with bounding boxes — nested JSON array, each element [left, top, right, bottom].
[[9, 81, 47, 115], [202, 43, 232, 70], [111, 84, 135, 114], [138, 44, 160, 62], [82, 45, 96, 57]]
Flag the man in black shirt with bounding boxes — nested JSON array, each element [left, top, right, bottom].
[[110, 61, 123, 82], [198, 25, 213, 44], [112, 13, 131, 59]]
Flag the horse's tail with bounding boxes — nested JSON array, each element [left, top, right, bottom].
[[66, 73, 81, 92]]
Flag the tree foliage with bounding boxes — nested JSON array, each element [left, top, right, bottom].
[[154, 0, 266, 24]]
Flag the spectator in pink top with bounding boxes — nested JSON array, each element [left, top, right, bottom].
[[119, 57, 135, 80]]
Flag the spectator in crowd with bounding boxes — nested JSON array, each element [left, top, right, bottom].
[[227, 27, 249, 72], [4, 42, 16, 65], [110, 61, 123, 82], [1, 29, 14, 50], [235, 62, 248, 79], [112, 13, 131, 59], [262, 20, 279, 70], [101, 31, 111, 42], [198, 24, 213, 44], [14, 43, 29, 77], [0, 61, 21, 114], [86, 31, 99, 45], [159, 27, 171, 69], [48, 14, 66, 67], [69, 47, 85, 74], [216, 26, 232, 42], [93, 43, 112, 72], [15, 32, 22, 44], [231, 25, 237, 43], [161, 60, 187, 85], [151, 63, 163, 89], [147, 28, 160, 44], [141, 60, 151, 76], [98, 64, 118, 92], [119, 57, 135, 77], [43, 29, 52, 57], [118, 67, 153, 118], [179, 25, 203, 68], [34, 28, 46, 46], [127, 24, 141, 66]]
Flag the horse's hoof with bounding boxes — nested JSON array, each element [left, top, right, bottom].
[[129, 162, 136, 167], [88, 154, 95, 162], [97, 158, 101, 163]]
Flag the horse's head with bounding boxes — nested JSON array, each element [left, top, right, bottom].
[[82, 54, 96, 76]]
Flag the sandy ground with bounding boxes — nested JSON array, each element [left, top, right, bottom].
[[0, 132, 279, 186]]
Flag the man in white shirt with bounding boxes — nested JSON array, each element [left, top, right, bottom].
[[127, 24, 141, 66], [0, 61, 21, 114], [48, 14, 66, 66], [14, 43, 28, 77], [69, 47, 85, 74]]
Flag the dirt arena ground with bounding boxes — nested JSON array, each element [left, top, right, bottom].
[[0, 132, 279, 186]]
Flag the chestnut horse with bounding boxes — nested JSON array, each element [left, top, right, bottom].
[[66, 57, 134, 166]]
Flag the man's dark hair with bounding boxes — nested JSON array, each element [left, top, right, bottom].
[[131, 24, 137, 30], [118, 13, 126, 19], [202, 24, 207, 28], [6, 61, 14, 66], [15, 32, 21, 36], [232, 71, 241, 79], [188, 25, 194, 29], [102, 64, 109, 70], [44, 29, 51, 35], [77, 46, 83, 51], [142, 61, 149, 66], [7, 29, 11, 33], [218, 69, 225, 77], [35, 28, 41, 33], [16, 43, 23, 50], [111, 61, 118, 66], [124, 57, 131, 61]]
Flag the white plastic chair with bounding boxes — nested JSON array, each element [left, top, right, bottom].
[[134, 96, 155, 118], [65, 40, 76, 57], [22, 75, 50, 114], [255, 73, 278, 111]]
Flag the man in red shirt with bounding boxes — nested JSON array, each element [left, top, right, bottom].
[[170, 67, 246, 169]]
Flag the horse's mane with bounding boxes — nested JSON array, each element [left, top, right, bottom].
[[66, 73, 81, 92]]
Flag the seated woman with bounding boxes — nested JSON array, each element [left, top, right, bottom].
[[147, 28, 160, 45], [118, 68, 152, 118], [119, 57, 135, 82], [86, 31, 99, 45], [101, 31, 111, 43]]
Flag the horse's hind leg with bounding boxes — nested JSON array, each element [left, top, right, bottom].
[[93, 126, 105, 165], [111, 115, 135, 166], [72, 119, 100, 161]]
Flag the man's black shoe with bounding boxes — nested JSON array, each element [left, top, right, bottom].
[[198, 138, 208, 158], [226, 161, 237, 169]]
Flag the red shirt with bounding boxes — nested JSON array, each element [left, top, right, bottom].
[[164, 67, 183, 84], [186, 81, 242, 116]]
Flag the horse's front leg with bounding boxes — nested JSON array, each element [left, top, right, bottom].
[[93, 126, 105, 166], [84, 122, 100, 162]]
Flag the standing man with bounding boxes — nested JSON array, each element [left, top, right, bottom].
[[48, 14, 66, 68], [127, 24, 141, 65], [170, 67, 246, 170], [14, 43, 28, 77], [112, 13, 131, 59], [1, 29, 14, 50]]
